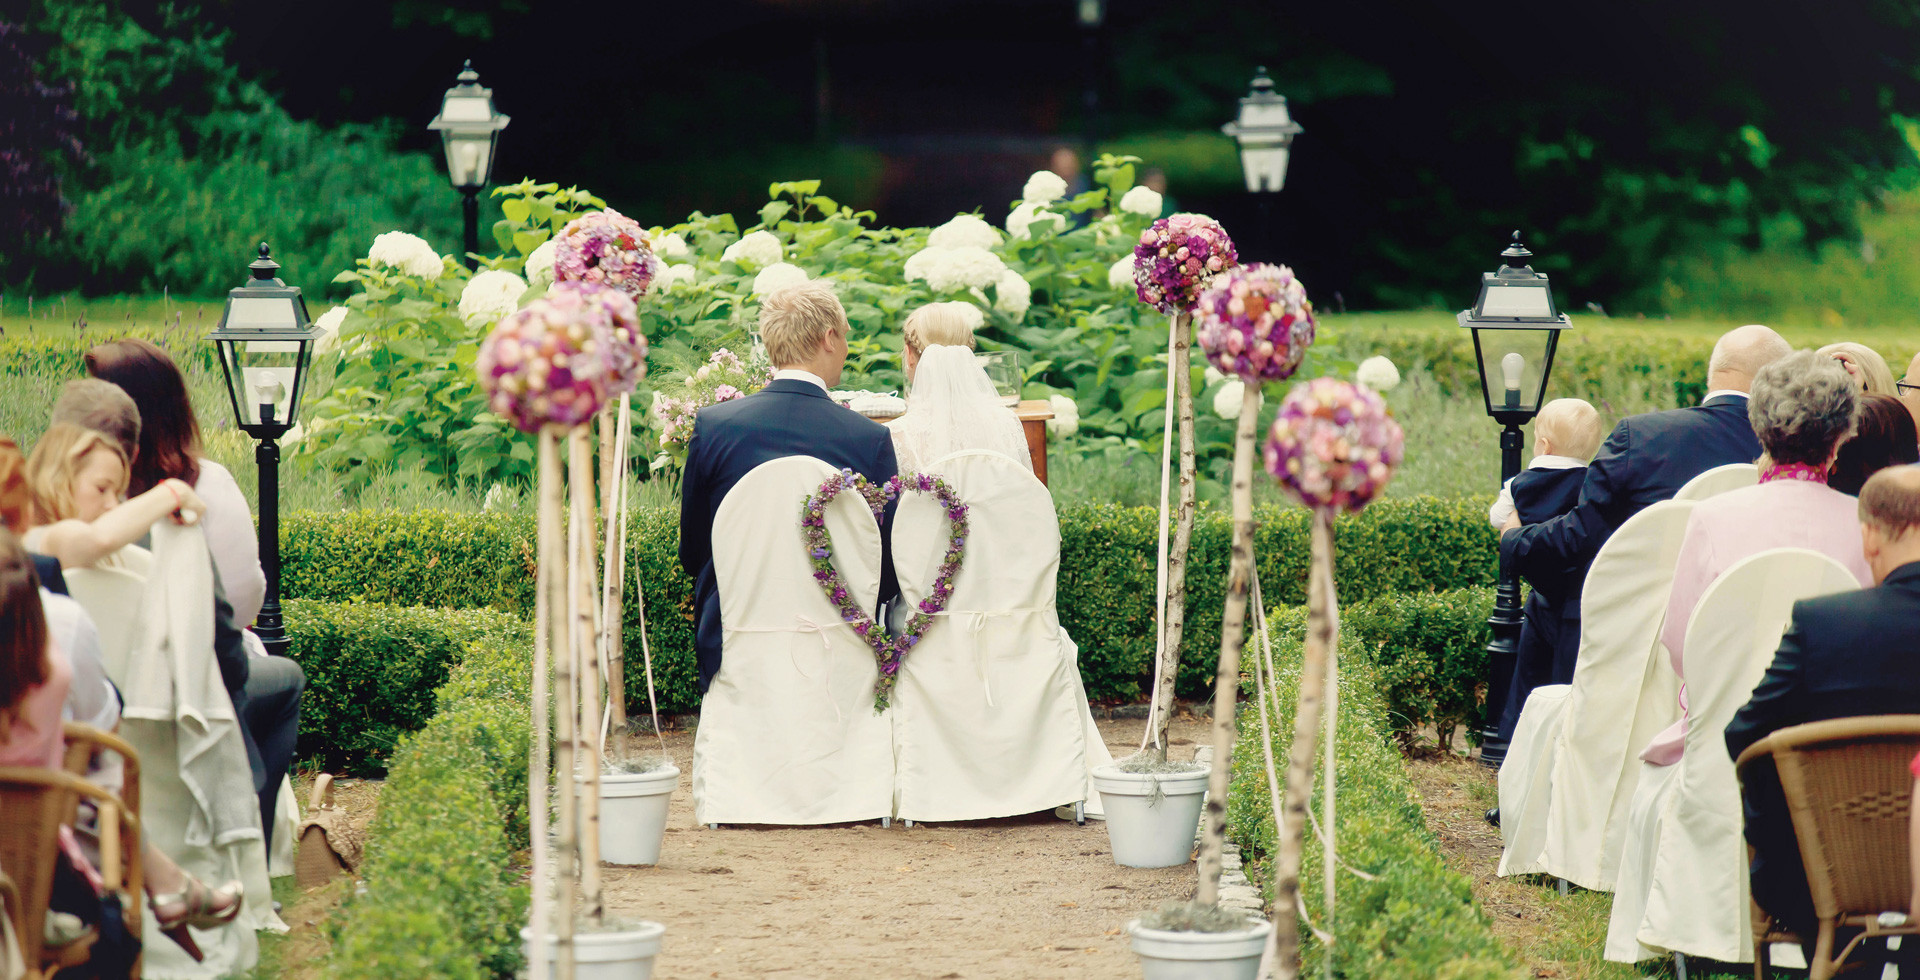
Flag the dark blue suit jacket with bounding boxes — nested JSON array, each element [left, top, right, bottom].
[[1723, 562, 1920, 934], [678, 379, 899, 693], [1500, 394, 1760, 619], [29, 553, 68, 595], [1509, 467, 1586, 606]]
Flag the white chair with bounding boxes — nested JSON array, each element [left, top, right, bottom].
[[1497, 499, 1695, 886], [1672, 463, 1758, 502], [691, 456, 895, 826], [890, 450, 1094, 823], [1605, 548, 1859, 965]]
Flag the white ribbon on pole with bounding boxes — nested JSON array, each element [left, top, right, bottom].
[[1139, 313, 1180, 752]]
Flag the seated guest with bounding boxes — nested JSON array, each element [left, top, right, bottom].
[[22, 424, 206, 566], [888, 302, 1032, 474], [1643, 351, 1869, 765], [1900, 351, 1920, 442], [0, 435, 65, 593], [1829, 393, 1919, 495], [1817, 341, 1897, 396], [1729, 467, 1920, 949], [1491, 397, 1603, 744]]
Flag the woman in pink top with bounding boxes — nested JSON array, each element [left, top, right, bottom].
[[0, 530, 70, 769], [1642, 350, 1871, 766]]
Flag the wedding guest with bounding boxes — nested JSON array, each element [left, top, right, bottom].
[[889, 303, 1031, 474], [1900, 351, 1920, 441], [23, 424, 207, 569], [1816, 341, 1897, 395], [1828, 393, 1919, 495], [1729, 467, 1920, 949], [679, 281, 900, 692], [1642, 350, 1868, 766], [1491, 397, 1603, 745], [0, 436, 65, 593]]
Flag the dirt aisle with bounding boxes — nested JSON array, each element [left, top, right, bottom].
[[599, 715, 1208, 980]]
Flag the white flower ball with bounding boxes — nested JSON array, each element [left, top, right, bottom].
[[1022, 170, 1069, 204], [946, 300, 986, 333], [1119, 185, 1164, 217], [1006, 201, 1066, 240], [1046, 394, 1080, 439], [928, 214, 1003, 250], [313, 305, 348, 354], [658, 264, 699, 291], [751, 261, 809, 295], [458, 269, 528, 326], [652, 231, 691, 262], [368, 231, 445, 278], [723, 230, 784, 270], [1214, 380, 1251, 420], [924, 246, 1008, 293], [992, 269, 1031, 320], [523, 239, 558, 287], [904, 246, 945, 283], [1107, 255, 1136, 290], [1204, 365, 1226, 386], [1357, 355, 1402, 392]]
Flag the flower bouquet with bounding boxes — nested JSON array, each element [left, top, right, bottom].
[[650, 348, 774, 471], [553, 208, 661, 299]]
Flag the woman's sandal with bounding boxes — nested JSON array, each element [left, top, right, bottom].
[[152, 875, 244, 961]]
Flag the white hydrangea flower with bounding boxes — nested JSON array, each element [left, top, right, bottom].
[[1357, 355, 1402, 392], [483, 483, 509, 511], [947, 300, 986, 333], [652, 231, 691, 262], [924, 246, 1008, 293], [1046, 394, 1080, 439], [904, 246, 945, 283], [1022, 170, 1069, 204], [313, 306, 348, 354], [658, 263, 699, 291], [458, 269, 528, 326], [282, 422, 306, 445], [1006, 202, 1066, 239], [367, 231, 445, 278], [523, 239, 558, 287], [751, 261, 809, 295], [1107, 255, 1136, 290], [723, 230, 784, 270], [927, 214, 1003, 250], [1214, 380, 1251, 419], [1119, 185, 1164, 217], [1204, 365, 1226, 386], [992, 269, 1031, 320]]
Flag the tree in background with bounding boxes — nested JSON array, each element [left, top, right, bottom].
[[0, 20, 84, 282]]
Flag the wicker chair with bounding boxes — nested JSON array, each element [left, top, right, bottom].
[[0, 763, 144, 980], [1735, 714, 1920, 980]]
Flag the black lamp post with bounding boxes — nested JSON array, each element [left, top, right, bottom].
[[209, 243, 320, 659], [429, 61, 510, 270], [1460, 231, 1571, 768], [1077, 0, 1105, 152], [1221, 67, 1303, 260]]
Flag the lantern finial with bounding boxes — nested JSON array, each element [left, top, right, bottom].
[[458, 60, 479, 84], [1500, 231, 1533, 273], [250, 242, 280, 281]]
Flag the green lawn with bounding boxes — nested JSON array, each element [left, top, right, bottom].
[[0, 292, 227, 337]]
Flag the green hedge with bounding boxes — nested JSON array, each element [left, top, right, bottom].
[[1342, 588, 1494, 750], [1227, 630, 1512, 978], [1343, 324, 1710, 407], [280, 497, 1499, 711], [323, 610, 533, 979]]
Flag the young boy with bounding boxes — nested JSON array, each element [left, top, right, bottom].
[[1492, 397, 1604, 746]]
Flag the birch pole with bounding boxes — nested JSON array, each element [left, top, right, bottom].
[[1319, 548, 1340, 980], [1271, 510, 1336, 980], [570, 428, 604, 923], [1196, 382, 1262, 905], [548, 428, 577, 980], [598, 400, 627, 728], [1141, 314, 1178, 757], [1150, 310, 1198, 761], [528, 429, 559, 980]]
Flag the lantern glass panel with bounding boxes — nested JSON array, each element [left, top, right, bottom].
[[225, 296, 299, 330], [1471, 326, 1556, 416], [439, 94, 494, 123], [219, 340, 307, 428], [1240, 146, 1290, 192], [441, 132, 493, 186], [1479, 282, 1555, 319]]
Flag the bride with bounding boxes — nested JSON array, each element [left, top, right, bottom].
[[887, 303, 1032, 474]]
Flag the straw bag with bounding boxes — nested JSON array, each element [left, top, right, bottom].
[[295, 775, 364, 889]]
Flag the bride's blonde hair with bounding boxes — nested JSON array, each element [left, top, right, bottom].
[[902, 303, 977, 355]]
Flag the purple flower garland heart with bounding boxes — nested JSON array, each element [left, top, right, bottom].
[[801, 469, 969, 712]]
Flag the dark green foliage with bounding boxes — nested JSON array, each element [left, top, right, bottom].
[[1341, 589, 1494, 750], [0, 20, 83, 266], [279, 498, 1500, 712], [1228, 649, 1513, 978]]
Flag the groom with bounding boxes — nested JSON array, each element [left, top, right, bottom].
[[678, 280, 900, 694]]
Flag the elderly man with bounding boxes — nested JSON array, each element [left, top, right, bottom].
[[1726, 467, 1920, 957], [678, 281, 899, 694]]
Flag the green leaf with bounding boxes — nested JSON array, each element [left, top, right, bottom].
[[759, 201, 791, 226], [512, 230, 548, 256], [499, 198, 531, 225]]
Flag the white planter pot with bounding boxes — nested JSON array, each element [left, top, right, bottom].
[[522, 921, 666, 980], [1127, 919, 1272, 980], [1090, 764, 1209, 868], [596, 765, 679, 866]]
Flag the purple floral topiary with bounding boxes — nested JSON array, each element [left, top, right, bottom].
[[547, 281, 647, 396], [475, 297, 614, 432], [1264, 377, 1404, 514], [1195, 263, 1315, 383], [1131, 212, 1238, 315], [552, 208, 660, 299]]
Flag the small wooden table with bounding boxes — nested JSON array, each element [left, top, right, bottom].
[[1014, 399, 1055, 486]]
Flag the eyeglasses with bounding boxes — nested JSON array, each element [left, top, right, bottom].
[[1901, 380, 1920, 395]]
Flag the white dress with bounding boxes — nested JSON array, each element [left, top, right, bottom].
[[887, 345, 1032, 475]]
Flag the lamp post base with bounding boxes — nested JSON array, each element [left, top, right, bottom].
[[1479, 422, 1527, 770]]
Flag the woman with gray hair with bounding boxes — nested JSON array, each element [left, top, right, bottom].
[[1640, 349, 1872, 765]]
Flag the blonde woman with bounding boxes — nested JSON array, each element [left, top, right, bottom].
[[889, 302, 1031, 473], [23, 423, 205, 567], [1816, 341, 1896, 395]]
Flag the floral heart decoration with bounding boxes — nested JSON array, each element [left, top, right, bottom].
[[800, 469, 969, 712]]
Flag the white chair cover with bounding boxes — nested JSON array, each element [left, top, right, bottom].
[[62, 547, 150, 681], [890, 450, 1095, 822], [692, 456, 894, 825], [1672, 463, 1759, 502], [1496, 499, 1695, 886], [1605, 547, 1859, 964]]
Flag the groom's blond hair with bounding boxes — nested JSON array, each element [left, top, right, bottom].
[[760, 281, 846, 368]]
